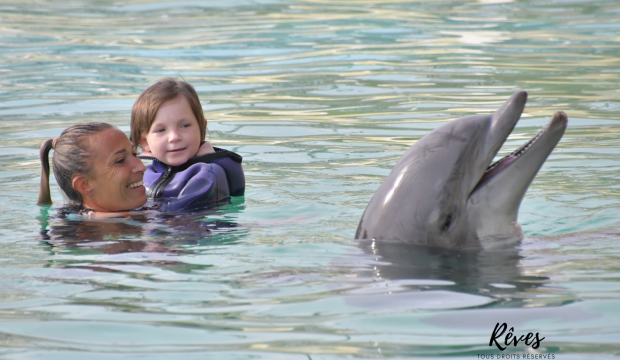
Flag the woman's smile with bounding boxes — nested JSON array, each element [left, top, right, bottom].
[[127, 180, 144, 189], [82, 128, 148, 212]]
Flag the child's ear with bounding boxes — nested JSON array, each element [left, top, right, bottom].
[[138, 137, 151, 152], [72, 175, 93, 196]]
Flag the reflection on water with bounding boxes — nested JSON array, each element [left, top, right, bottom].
[[1, 0, 620, 358], [355, 239, 550, 306], [40, 207, 242, 255]]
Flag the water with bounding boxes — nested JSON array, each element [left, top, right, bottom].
[[1, 0, 620, 358]]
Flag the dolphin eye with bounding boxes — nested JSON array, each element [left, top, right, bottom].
[[441, 214, 453, 231]]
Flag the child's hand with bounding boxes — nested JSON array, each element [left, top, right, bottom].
[[197, 141, 215, 155]]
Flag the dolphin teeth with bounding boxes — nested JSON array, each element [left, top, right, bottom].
[[485, 124, 549, 173]]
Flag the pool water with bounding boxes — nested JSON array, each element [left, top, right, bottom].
[[1, 0, 620, 358]]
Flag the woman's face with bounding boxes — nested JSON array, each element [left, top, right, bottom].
[[81, 128, 148, 212]]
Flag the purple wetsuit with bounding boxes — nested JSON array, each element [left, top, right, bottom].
[[139, 147, 245, 212]]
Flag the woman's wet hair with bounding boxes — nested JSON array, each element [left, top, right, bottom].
[[38, 122, 114, 208], [130, 78, 207, 151]]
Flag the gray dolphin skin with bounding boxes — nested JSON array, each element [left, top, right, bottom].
[[355, 91, 568, 249]]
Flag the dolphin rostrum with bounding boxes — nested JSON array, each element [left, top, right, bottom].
[[355, 91, 567, 249]]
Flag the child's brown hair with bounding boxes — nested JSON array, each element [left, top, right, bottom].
[[130, 78, 206, 150]]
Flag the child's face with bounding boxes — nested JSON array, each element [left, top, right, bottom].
[[139, 95, 202, 166]]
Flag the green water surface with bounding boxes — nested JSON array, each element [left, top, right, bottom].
[[1, 0, 619, 358]]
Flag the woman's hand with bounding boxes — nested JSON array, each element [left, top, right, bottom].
[[197, 141, 215, 156]]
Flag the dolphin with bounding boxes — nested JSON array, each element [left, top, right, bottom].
[[355, 91, 567, 249]]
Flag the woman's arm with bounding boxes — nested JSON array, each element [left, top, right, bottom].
[[81, 209, 156, 219], [197, 141, 215, 155]]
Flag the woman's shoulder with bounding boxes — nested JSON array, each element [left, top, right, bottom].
[[67, 204, 161, 219], [191, 147, 243, 164]]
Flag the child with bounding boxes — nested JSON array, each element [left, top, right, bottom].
[[130, 78, 245, 211]]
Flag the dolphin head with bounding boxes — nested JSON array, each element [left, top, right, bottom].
[[356, 91, 567, 249]]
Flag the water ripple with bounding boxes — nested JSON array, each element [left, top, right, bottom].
[[1, 0, 620, 358]]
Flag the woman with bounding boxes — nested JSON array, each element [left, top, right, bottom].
[[38, 122, 149, 218]]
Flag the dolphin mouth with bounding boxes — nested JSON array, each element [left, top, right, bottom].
[[476, 110, 568, 187]]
